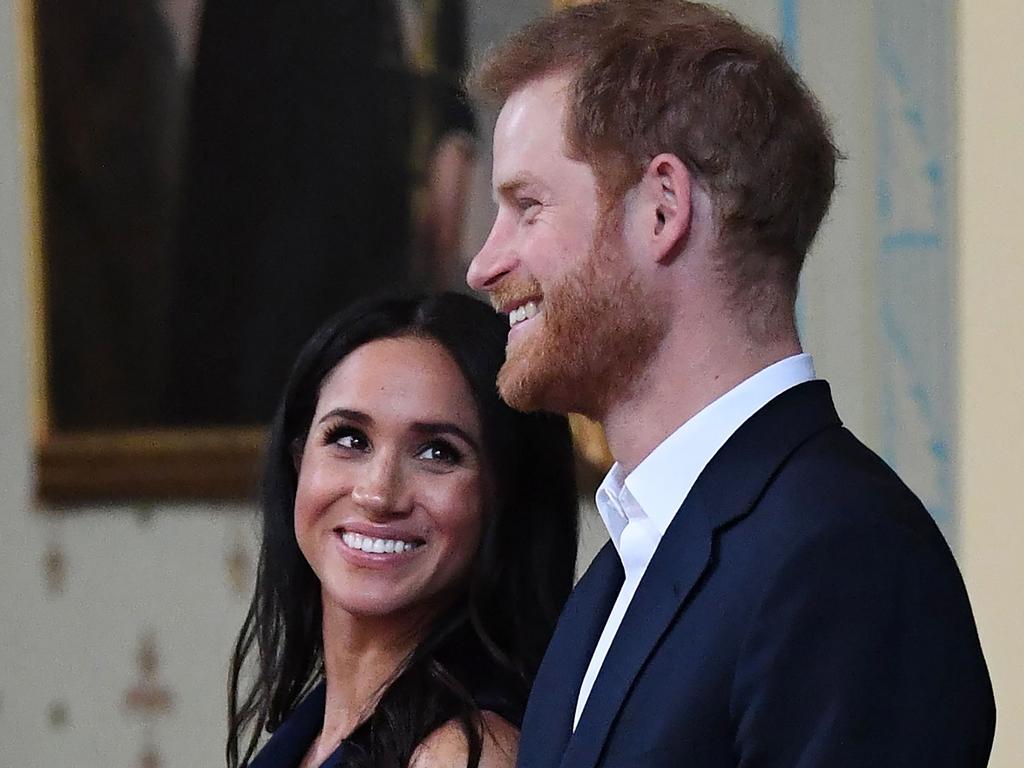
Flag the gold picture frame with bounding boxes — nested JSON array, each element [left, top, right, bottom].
[[18, 0, 266, 504]]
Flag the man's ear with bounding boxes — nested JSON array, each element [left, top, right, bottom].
[[637, 153, 692, 264]]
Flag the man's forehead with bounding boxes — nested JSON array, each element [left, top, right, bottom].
[[496, 72, 573, 134], [491, 73, 573, 181]]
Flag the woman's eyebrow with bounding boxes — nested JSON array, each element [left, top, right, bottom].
[[317, 407, 371, 426], [410, 421, 481, 453]]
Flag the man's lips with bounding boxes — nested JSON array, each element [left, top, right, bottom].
[[508, 299, 542, 328], [490, 281, 545, 330], [493, 293, 541, 314], [490, 277, 543, 311]]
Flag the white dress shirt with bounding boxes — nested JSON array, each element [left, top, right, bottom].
[[572, 353, 817, 728]]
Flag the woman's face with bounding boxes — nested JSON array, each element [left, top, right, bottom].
[[294, 335, 487, 625]]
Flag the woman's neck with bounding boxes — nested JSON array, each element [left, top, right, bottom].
[[300, 597, 431, 768]]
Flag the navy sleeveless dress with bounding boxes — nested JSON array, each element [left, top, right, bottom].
[[248, 679, 519, 768]]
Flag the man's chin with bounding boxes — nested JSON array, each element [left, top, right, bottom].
[[497, 353, 555, 412], [497, 354, 591, 415], [496, 357, 544, 412]]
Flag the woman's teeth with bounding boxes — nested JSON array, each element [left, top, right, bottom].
[[509, 301, 541, 328], [341, 531, 420, 554]]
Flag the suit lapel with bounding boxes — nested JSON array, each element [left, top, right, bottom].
[[557, 381, 842, 768], [692, 380, 841, 531], [517, 543, 624, 768], [560, 500, 713, 768]]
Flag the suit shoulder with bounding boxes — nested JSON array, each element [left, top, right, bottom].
[[761, 424, 951, 555]]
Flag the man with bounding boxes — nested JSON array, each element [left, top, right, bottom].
[[466, 2, 995, 766]]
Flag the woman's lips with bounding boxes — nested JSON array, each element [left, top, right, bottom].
[[338, 529, 423, 554]]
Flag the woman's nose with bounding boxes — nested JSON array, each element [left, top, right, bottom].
[[351, 454, 406, 517]]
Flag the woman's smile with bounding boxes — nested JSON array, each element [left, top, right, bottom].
[[338, 529, 423, 555]]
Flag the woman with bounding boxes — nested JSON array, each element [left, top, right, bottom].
[[228, 292, 579, 768]]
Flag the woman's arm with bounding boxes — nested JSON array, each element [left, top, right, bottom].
[[408, 711, 518, 768]]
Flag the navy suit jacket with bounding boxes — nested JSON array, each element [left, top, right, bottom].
[[518, 381, 994, 768]]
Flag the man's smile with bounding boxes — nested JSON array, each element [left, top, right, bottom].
[[509, 299, 542, 328]]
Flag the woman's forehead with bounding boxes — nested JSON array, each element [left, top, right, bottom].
[[315, 337, 480, 431]]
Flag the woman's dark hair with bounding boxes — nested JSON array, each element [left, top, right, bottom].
[[227, 292, 579, 767]]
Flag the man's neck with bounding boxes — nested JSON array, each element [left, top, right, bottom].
[[601, 323, 802, 474]]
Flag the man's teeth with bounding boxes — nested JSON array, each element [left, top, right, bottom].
[[341, 531, 420, 554], [509, 301, 541, 328]]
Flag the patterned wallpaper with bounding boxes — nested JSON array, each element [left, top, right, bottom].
[[1, 506, 257, 766]]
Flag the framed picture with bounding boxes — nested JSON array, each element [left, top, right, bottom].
[[22, 0, 484, 503]]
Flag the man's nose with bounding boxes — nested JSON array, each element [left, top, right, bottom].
[[467, 220, 515, 291]]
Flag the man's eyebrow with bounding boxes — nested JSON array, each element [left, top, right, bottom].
[[495, 175, 541, 202], [410, 421, 481, 453]]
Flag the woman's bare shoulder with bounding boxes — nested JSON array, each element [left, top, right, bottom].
[[408, 710, 518, 768]]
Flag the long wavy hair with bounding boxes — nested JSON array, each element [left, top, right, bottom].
[[227, 292, 579, 767]]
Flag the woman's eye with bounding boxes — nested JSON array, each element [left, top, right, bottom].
[[324, 426, 368, 451], [416, 441, 461, 465]]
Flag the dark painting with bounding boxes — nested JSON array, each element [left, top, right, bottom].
[[31, 0, 477, 499]]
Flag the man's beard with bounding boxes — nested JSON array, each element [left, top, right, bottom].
[[497, 232, 662, 419]]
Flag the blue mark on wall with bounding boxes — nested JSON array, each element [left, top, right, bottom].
[[779, 0, 801, 68], [874, 0, 955, 534], [882, 232, 942, 251], [778, 0, 808, 333]]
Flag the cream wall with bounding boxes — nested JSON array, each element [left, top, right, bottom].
[[958, 1, 1024, 766]]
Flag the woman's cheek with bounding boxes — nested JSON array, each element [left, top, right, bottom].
[[420, 473, 485, 539]]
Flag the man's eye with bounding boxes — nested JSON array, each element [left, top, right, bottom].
[[518, 197, 541, 213], [416, 440, 461, 465]]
